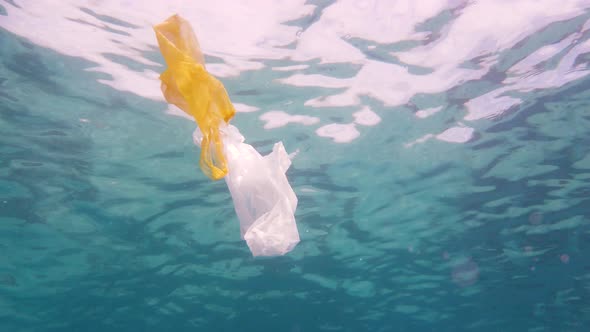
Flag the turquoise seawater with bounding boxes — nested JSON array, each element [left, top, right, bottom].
[[1, 1, 590, 331]]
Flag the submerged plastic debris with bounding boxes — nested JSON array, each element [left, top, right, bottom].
[[154, 15, 300, 256], [154, 14, 235, 180]]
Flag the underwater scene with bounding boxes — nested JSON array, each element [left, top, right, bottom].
[[1, 1, 590, 331]]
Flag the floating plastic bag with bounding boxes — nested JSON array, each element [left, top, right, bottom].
[[154, 15, 300, 256], [154, 14, 235, 180], [194, 125, 299, 256]]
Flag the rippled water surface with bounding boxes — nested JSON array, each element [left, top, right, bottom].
[[1, 1, 590, 331]]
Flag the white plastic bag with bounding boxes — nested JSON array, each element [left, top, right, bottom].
[[194, 124, 300, 256]]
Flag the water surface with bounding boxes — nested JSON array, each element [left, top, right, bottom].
[[1, 1, 590, 331]]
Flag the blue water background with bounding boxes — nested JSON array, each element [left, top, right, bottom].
[[1, 1, 590, 331]]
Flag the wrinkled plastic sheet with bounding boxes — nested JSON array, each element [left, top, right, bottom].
[[194, 125, 299, 256], [154, 14, 300, 256]]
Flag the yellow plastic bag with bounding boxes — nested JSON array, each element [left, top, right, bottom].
[[154, 14, 235, 180]]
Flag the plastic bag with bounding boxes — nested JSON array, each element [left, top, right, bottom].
[[154, 14, 235, 180], [155, 15, 300, 256], [194, 125, 299, 256]]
